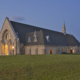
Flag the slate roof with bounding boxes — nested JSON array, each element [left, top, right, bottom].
[[10, 21, 80, 46]]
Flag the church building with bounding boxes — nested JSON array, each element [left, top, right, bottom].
[[0, 17, 80, 55]]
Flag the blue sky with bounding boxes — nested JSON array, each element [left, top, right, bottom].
[[0, 0, 80, 41]]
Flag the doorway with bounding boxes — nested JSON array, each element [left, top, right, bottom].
[[50, 49, 53, 54], [13, 50, 14, 55], [70, 48, 73, 53], [70, 50, 73, 53]]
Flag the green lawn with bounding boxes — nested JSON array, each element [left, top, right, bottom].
[[0, 54, 80, 80]]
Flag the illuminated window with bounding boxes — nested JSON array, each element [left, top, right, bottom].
[[5, 44, 8, 55], [1, 44, 4, 55]]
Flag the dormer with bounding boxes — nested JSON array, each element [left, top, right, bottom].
[[46, 35, 50, 42], [28, 37, 31, 42], [34, 31, 38, 42]]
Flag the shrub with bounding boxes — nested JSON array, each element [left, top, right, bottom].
[[61, 52, 67, 54]]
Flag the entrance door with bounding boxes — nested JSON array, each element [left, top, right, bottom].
[[50, 49, 52, 54], [13, 50, 14, 55], [70, 50, 73, 53]]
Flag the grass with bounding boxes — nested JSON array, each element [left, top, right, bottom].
[[0, 54, 80, 80]]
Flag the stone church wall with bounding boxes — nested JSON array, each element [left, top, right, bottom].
[[31, 47, 37, 55], [24, 45, 45, 55], [45, 46, 56, 54], [37, 46, 45, 54], [24, 45, 80, 55], [0, 18, 17, 42]]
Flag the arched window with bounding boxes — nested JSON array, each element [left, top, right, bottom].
[[6, 33, 10, 41]]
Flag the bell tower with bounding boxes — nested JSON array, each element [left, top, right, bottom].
[[62, 21, 66, 35]]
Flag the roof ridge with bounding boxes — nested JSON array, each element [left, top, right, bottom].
[[10, 20, 68, 35]]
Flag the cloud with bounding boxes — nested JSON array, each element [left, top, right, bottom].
[[11, 16, 25, 21]]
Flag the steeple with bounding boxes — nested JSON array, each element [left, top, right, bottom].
[[62, 21, 66, 35]]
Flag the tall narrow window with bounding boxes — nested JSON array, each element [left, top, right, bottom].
[[6, 33, 10, 41], [34, 31, 38, 42], [28, 37, 31, 42]]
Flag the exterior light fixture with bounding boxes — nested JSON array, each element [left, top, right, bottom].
[[12, 46, 14, 49]]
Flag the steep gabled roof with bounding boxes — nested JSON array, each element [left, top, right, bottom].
[[66, 34, 80, 46], [10, 21, 80, 46]]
